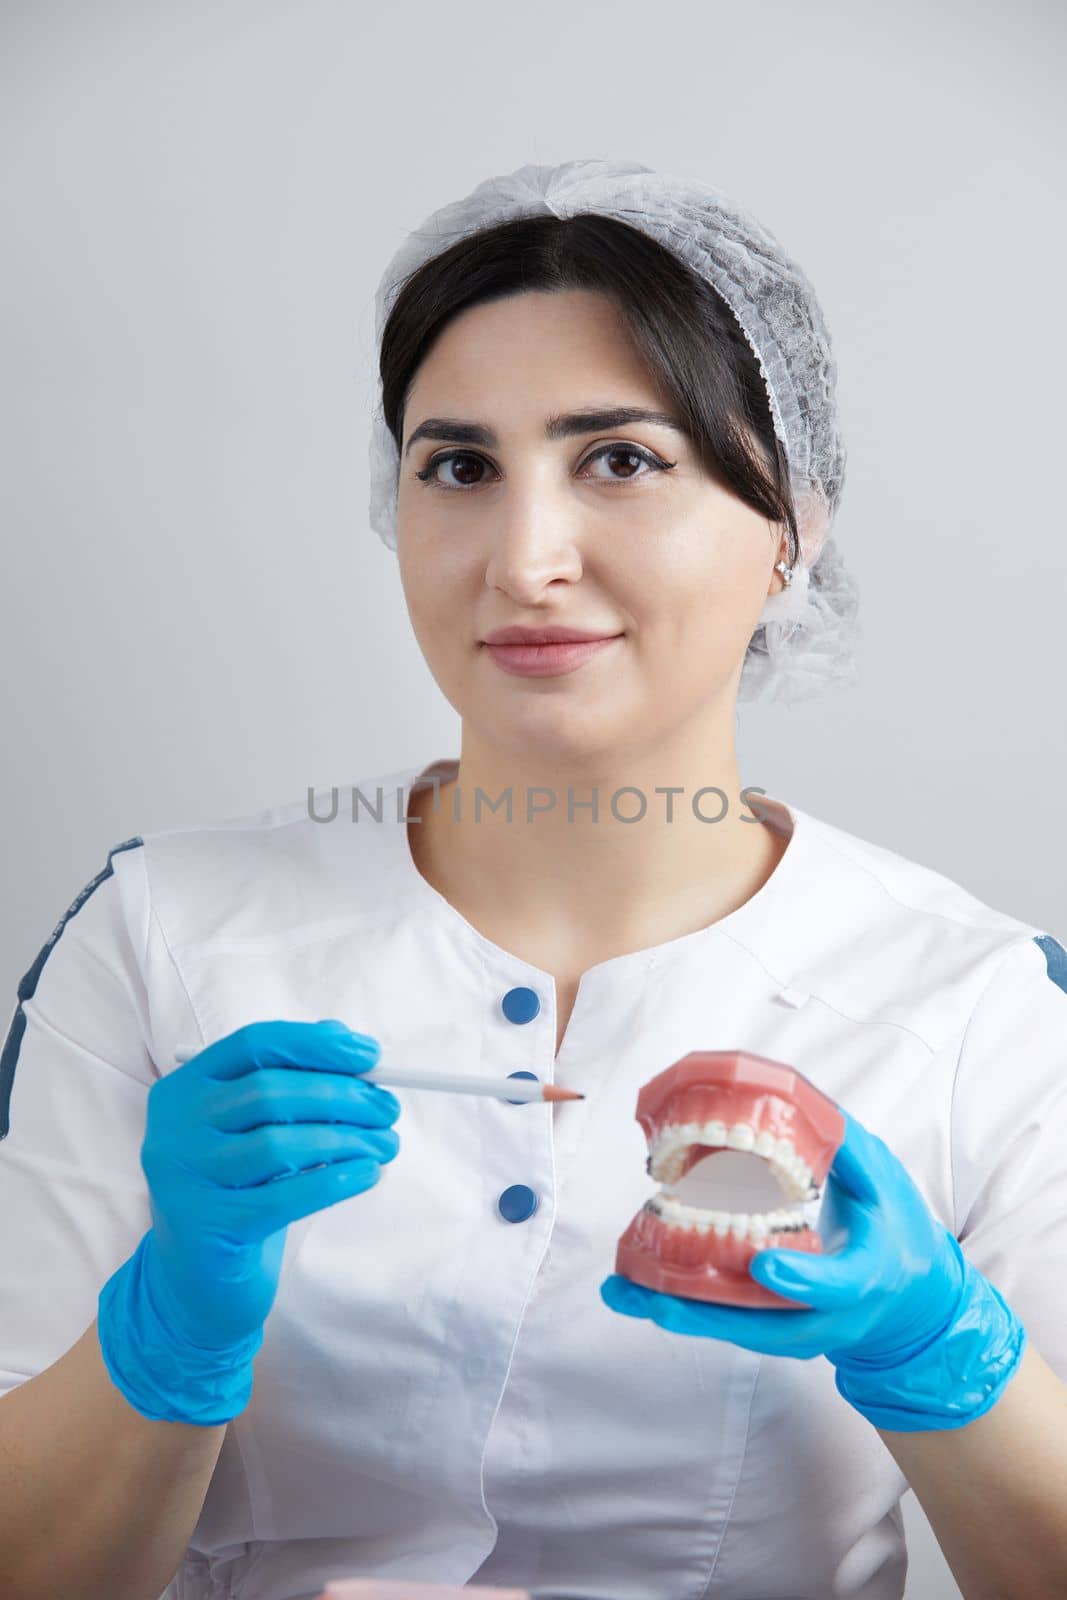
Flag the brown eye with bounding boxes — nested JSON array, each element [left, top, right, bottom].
[[418, 451, 490, 489], [584, 446, 651, 481]]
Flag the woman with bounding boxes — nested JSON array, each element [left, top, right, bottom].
[[1, 159, 1065, 1600]]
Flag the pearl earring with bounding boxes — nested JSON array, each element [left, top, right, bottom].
[[775, 559, 794, 588]]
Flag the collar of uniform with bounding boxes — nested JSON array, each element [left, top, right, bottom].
[[374, 755, 826, 1006]]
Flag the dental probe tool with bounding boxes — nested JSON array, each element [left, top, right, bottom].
[[172, 1047, 584, 1104]]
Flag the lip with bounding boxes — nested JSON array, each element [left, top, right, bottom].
[[482, 625, 622, 644], [484, 636, 622, 678], [615, 1050, 845, 1309]]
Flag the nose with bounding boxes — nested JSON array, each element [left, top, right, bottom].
[[483, 491, 585, 600]]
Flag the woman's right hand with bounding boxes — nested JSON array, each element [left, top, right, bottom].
[[97, 1019, 400, 1422]]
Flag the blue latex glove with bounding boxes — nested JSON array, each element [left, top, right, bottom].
[[601, 1108, 1026, 1431], [97, 1019, 400, 1425]]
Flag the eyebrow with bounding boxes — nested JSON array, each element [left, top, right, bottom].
[[403, 406, 688, 460]]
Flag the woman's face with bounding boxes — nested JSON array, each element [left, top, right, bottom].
[[395, 288, 784, 767]]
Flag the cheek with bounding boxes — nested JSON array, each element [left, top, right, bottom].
[[625, 539, 770, 659], [398, 541, 474, 632], [399, 516, 481, 579], [618, 531, 713, 611]]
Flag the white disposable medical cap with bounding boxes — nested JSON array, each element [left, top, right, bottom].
[[368, 157, 860, 705]]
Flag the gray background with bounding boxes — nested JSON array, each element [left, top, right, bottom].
[[2, 3, 1064, 1595]]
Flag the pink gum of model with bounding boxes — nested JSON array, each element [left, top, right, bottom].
[[615, 1050, 845, 1309], [315, 1583, 531, 1598]]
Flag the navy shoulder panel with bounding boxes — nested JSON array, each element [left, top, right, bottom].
[[0, 838, 144, 1141], [1033, 933, 1067, 997]]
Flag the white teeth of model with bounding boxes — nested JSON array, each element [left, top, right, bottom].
[[782, 1158, 811, 1193], [754, 1130, 776, 1158], [772, 1154, 811, 1197], [773, 1138, 796, 1164], [649, 1195, 808, 1236], [771, 1203, 806, 1228], [653, 1119, 759, 1156]]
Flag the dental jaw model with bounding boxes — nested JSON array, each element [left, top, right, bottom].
[[616, 1051, 845, 1309]]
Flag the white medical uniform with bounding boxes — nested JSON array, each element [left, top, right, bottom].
[[2, 755, 1066, 1600]]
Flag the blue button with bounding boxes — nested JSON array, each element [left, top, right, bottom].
[[497, 1184, 538, 1223], [501, 986, 540, 1024], [504, 1068, 540, 1107]]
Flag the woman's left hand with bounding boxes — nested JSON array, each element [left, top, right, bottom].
[[600, 1109, 1026, 1431]]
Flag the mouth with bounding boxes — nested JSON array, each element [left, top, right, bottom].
[[615, 1051, 845, 1308]]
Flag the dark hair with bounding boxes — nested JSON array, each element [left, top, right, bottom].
[[378, 212, 798, 563]]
